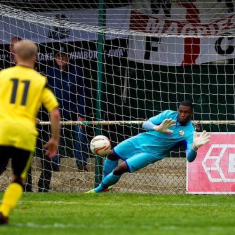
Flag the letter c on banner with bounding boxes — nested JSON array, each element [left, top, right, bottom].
[[215, 35, 234, 55]]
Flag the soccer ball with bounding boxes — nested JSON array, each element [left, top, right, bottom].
[[90, 135, 111, 156]]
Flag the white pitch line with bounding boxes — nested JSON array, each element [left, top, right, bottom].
[[12, 222, 234, 230], [12, 222, 157, 229], [13, 222, 116, 229], [16, 200, 234, 207]]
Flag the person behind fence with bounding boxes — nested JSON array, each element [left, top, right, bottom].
[[0, 36, 22, 70], [37, 50, 91, 192], [0, 40, 60, 224], [86, 100, 211, 193]]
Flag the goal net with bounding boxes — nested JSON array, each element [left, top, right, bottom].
[[0, 0, 235, 194]]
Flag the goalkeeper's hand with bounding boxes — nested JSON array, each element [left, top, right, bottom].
[[192, 130, 211, 151], [154, 118, 175, 133]]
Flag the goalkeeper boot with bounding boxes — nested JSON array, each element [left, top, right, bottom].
[[85, 189, 96, 194], [102, 185, 113, 192], [0, 212, 9, 225]]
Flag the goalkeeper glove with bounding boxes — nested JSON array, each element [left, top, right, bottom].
[[192, 130, 210, 151], [154, 118, 175, 133]]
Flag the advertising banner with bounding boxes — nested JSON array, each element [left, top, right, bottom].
[[1, 1, 235, 65], [187, 133, 235, 194], [129, 0, 235, 65]]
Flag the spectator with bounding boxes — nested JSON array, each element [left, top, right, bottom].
[[0, 36, 22, 70], [38, 50, 90, 192]]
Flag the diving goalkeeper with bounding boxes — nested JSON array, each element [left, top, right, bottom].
[[86, 100, 210, 193]]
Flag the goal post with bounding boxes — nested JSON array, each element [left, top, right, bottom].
[[95, 0, 106, 187], [0, 0, 235, 194], [39, 120, 235, 126]]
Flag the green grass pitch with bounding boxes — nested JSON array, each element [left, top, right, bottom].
[[0, 192, 235, 235]]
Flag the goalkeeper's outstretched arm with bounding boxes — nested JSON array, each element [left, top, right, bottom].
[[142, 118, 175, 133], [186, 131, 211, 162]]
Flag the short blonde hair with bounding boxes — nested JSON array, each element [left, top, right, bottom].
[[14, 40, 37, 60]]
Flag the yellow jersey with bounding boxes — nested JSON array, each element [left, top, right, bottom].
[[0, 65, 59, 151]]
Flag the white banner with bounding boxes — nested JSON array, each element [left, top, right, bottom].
[[0, 6, 131, 44], [129, 0, 235, 65], [1, 1, 235, 65]]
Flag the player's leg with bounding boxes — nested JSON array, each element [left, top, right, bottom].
[[86, 140, 141, 193], [86, 150, 119, 193], [38, 128, 60, 192], [99, 139, 138, 190], [0, 146, 33, 224], [102, 138, 139, 180], [24, 165, 32, 192], [86, 150, 120, 193], [92, 161, 129, 192], [85, 151, 120, 193], [102, 150, 119, 180], [93, 152, 156, 192], [38, 155, 53, 192], [51, 154, 60, 171], [75, 125, 88, 172], [92, 151, 155, 193], [37, 124, 52, 192], [0, 146, 12, 224], [86, 163, 126, 193], [38, 140, 60, 192], [124, 152, 156, 173], [0, 147, 10, 175]]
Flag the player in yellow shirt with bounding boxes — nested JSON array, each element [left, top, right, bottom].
[[0, 40, 61, 225]]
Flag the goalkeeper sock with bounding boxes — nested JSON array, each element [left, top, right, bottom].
[[94, 172, 121, 192], [0, 182, 23, 217], [103, 158, 118, 179]]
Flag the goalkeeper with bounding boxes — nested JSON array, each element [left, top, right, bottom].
[[86, 100, 210, 193]]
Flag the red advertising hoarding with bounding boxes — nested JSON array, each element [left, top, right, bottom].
[[187, 133, 235, 194]]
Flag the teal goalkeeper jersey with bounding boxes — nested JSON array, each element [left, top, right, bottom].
[[131, 110, 195, 157]]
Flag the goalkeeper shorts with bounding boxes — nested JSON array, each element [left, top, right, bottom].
[[113, 138, 162, 173]]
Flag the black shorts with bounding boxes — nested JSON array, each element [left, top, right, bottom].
[[0, 146, 33, 179]]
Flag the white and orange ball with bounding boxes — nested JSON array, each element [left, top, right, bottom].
[[90, 135, 111, 156]]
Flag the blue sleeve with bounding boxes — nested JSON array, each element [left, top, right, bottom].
[[186, 149, 197, 162], [142, 120, 156, 131], [185, 131, 197, 162], [149, 110, 168, 125], [142, 110, 168, 131]]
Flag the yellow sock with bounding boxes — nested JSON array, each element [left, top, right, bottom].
[[0, 182, 23, 217]]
